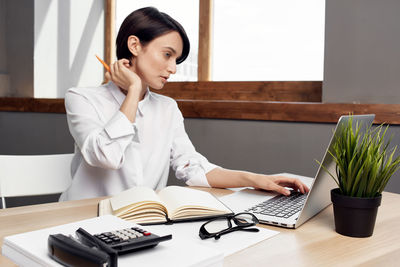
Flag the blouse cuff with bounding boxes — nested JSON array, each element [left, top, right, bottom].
[[104, 111, 138, 142], [176, 159, 218, 187]]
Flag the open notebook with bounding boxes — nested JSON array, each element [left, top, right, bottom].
[[98, 186, 233, 224]]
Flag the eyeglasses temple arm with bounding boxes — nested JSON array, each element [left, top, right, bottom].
[[214, 226, 259, 240]]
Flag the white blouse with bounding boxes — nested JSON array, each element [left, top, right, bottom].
[[59, 82, 216, 201]]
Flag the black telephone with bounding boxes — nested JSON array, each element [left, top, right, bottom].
[[48, 227, 172, 267]]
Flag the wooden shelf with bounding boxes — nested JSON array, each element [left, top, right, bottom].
[[0, 98, 65, 113], [157, 81, 322, 102], [1, 97, 400, 125], [176, 100, 400, 125]]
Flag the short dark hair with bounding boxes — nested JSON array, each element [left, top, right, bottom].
[[116, 7, 190, 64]]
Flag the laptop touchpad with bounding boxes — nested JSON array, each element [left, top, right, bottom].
[[219, 189, 276, 214]]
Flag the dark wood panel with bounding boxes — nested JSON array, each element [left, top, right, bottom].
[[0, 98, 65, 113], [176, 100, 400, 125], [156, 81, 322, 102], [2, 98, 400, 125]]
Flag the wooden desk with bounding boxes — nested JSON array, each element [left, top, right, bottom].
[[1, 189, 399, 266]]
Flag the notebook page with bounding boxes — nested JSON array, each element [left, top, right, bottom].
[[110, 186, 163, 211], [158, 186, 231, 217]]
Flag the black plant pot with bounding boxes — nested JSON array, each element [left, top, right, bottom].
[[330, 188, 382, 238]]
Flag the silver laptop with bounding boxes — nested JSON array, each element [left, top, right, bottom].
[[221, 114, 375, 228]]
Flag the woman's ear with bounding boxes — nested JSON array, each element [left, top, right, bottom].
[[127, 35, 141, 56]]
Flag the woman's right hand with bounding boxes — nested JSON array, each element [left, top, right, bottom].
[[105, 59, 143, 96]]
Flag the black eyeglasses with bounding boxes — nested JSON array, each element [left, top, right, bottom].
[[199, 213, 259, 240]]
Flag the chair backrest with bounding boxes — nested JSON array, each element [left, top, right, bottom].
[[0, 153, 74, 208]]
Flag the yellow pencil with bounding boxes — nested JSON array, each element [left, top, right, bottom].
[[95, 55, 110, 72]]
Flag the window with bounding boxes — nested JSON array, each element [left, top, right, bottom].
[[212, 0, 325, 81], [115, 0, 325, 82], [1, 0, 398, 126]]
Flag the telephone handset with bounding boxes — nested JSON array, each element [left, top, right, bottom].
[[48, 226, 172, 267]]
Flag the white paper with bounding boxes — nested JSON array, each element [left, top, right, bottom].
[[2, 215, 223, 267], [145, 221, 279, 257]]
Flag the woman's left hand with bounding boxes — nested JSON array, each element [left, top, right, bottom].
[[252, 174, 310, 196], [206, 168, 310, 196]]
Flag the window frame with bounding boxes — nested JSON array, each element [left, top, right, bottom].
[[2, 0, 400, 126]]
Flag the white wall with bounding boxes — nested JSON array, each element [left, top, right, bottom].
[[34, 0, 104, 98]]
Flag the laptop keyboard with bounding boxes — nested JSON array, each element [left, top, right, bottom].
[[245, 191, 307, 219]]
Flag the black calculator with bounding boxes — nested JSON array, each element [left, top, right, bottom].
[[48, 227, 172, 267]]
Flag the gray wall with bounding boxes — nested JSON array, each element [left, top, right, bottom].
[[0, 0, 7, 73], [0, 112, 74, 208], [323, 0, 400, 103], [2, 0, 34, 97], [1, 112, 400, 208], [0, 112, 73, 155], [184, 118, 400, 194]]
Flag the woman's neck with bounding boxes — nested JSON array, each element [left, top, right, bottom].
[[119, 85, 147, 101]]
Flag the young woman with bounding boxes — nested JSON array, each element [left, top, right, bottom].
[[60, 7, 309, 201]]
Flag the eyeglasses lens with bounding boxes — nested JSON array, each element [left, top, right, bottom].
[[204, 218, 230, 234], [233, 213, 257, 226]]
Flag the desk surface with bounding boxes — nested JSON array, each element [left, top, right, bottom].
[[1, 188, 399, 266]]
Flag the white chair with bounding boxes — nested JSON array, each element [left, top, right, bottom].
[[0, 153, 74, 208]]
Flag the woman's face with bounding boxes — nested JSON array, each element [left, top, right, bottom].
[[131, 31, 183, 90]]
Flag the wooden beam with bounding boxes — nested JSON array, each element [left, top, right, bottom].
[[198, 0, 213, 81], [156, 81, 322, 102], [2, 97, 400, 125], [0, 98, 65, 113], [176, 101, 400, 125], [104, 0, 115, 70]]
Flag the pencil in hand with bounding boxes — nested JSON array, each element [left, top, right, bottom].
[[95, 55, 110, 72]]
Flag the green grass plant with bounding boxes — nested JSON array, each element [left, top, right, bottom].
[[318, 116, 400, 197]]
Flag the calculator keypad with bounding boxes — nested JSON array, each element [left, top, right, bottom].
[[91, 226, 172, 254], [94, 227, 151, 245]]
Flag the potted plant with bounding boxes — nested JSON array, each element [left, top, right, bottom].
[[319, 116, 400, 237]]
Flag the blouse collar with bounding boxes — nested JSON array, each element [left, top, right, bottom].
[[108, 81, 151, 116]]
